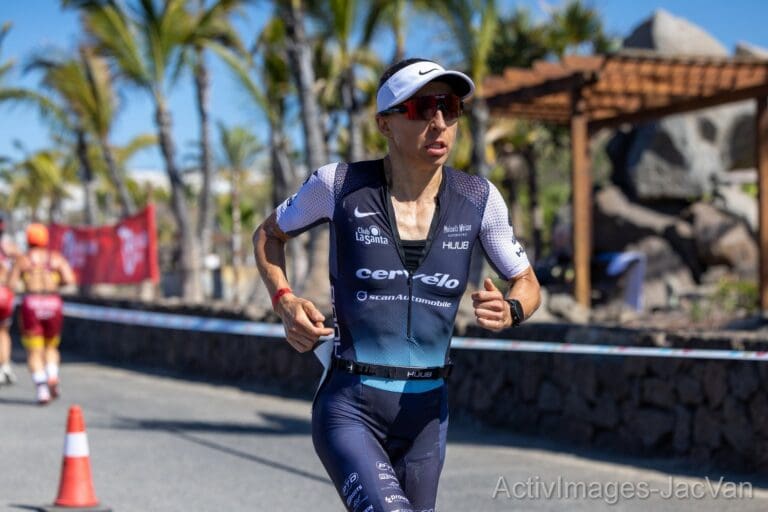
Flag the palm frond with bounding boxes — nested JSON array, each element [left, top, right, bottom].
[[209, 42, 269, 117], [79, 1, 151, 88]]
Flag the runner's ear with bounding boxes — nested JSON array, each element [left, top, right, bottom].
[[375, 114, 392, 138]]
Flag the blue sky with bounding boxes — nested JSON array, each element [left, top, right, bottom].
[[1, 0, 767, 173]]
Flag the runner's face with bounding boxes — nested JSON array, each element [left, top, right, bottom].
[[377, 81, 459, 170]]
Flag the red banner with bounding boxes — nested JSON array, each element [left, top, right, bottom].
[[48, 205, 160, 285]]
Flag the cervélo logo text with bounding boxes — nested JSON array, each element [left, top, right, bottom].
[[355, 268, 460, 289]]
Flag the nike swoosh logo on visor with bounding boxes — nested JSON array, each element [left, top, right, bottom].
[[418, 68, 439, 75], [354, 207, 379, 218]]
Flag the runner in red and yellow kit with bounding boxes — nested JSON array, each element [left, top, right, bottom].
[[0, 214, 20, 385], [9, 223, 76, 404]]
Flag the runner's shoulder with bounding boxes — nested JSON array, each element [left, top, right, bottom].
[[443, 166, 491, 212]]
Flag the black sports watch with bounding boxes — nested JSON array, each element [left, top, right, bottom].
[[505, 298, 524, 327]]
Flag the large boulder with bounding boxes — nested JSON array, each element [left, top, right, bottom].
[[686, 203, 758, 278], [625, 236, 696, 311], [623, 9, 727, 55], [713, 176, 759, 233], [609, 11, 755, 201], [593, 186, 702, 279], [735, 42, 768, 59], [608, 106, 753, 202]]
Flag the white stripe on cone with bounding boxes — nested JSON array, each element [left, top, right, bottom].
[[63, 432, 90, 457]]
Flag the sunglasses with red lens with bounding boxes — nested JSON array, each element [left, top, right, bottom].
[[381, 94, 463, 121]]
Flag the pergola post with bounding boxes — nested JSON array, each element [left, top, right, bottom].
[[571, 92, 592, 308], [757, 97, 768, 315]]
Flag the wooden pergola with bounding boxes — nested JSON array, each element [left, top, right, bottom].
[[484, 51, 768, 312]]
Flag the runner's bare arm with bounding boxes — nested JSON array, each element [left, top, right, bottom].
[[253, 213, 333, 352], [253, 212, 291, 299], [472, 268, 541, 331], [54, 252, 77, 287], [505, 266, 541, 321], [6, 255, 26, 291]]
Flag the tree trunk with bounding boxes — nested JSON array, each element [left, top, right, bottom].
[[282, 0, 331, 311], [231, 167, 242, 267], [99, 134, 135, 219], [522, 146, 542, 261], [269, 120, 307, 290], [282, 0, 328, 171], [270, 124, 297, 207], [155, 97, 203, 301], [75, 129, 98, 225], [392, 0, 405, 64], [230, 165, 242, 303], [469, 96, 490, 178], [195, 46, 215, 260], [342, 67, 364, 162], [466, 96, 490, 290]]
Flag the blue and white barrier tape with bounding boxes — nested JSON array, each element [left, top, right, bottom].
[[62, 302, 768, 361], [63, 302, 285, 339], [451, 338, 768, 361]]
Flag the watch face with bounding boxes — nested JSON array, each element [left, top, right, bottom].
[[507, 299, 523, 326]]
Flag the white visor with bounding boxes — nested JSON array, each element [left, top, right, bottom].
[[376, 61, 475, 113]]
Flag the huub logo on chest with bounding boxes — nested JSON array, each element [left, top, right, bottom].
[[442, 240, 469, 250]]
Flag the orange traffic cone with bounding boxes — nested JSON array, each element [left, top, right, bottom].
[[44, 405, 111, 511]]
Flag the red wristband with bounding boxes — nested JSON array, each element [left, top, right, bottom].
[[272, 287, 293, 309]]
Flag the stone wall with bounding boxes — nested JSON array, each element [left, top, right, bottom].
[[60, 304, 768, 472], [449, 350, 767, 472]]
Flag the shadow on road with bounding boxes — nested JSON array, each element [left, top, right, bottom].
[[0, 396, 39, 406], [107, 411, 312, 436], [103, 414, 330, 486]]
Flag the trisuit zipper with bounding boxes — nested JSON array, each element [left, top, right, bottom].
[[406, 272, 413, 338]]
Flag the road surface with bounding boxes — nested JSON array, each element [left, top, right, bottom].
[[1, 357, 766, 511]]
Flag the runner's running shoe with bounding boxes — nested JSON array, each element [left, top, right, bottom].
[[2, 366, 17, 385], [48, 378, 60, 399], [37, 383, 51, 405]]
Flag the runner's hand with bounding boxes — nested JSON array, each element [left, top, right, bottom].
[[276, 294, 334, 352], [471, 278, 512, 332]]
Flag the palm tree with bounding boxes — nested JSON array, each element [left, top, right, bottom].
[[363, 0, 407, 64], [214, 18, 297, 207], [273, 1, 332, 306], [215, 19, 307, 287], [488, 8, 550, 73], [1, 147, 78, 223], [0, 22, 40, 107], [66, 0, 204, 300], [277, 0, 328, 171], [26, 46, 135, 219], [89, 132, 158, 217], [547, 0, 615, 56], [182, 0, 246, 262], [217, 122, 262, 273], [0, 23, 103, 225], [308, 0, 383, 162], [425, 0, 498, 180]]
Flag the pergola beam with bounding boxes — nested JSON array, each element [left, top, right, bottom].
[[589, 83, 768, 130], [571, 91, 592, 308], [757, 97, 768, 314], [486, 73, 596, 107]]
